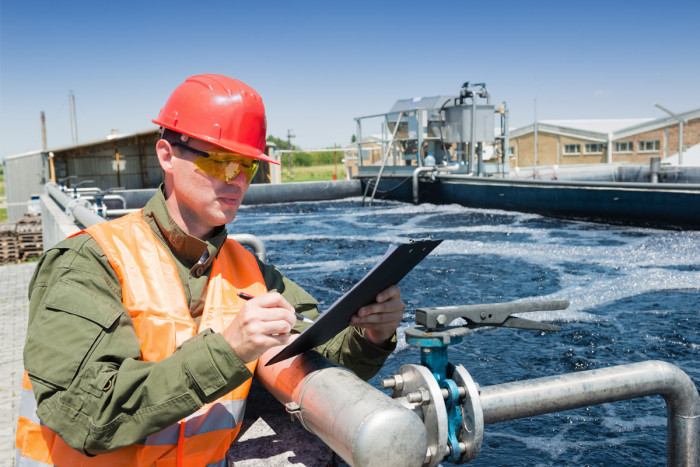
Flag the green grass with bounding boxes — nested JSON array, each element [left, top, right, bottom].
[[281, 163, 343, 183]]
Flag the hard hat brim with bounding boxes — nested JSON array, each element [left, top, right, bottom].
[[153, 121, 280, 165]]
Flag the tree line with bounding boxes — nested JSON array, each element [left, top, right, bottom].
[[266, 135, 344, 167]]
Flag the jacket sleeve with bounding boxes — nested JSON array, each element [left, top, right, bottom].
[[258, 259, 396, 381], [24, 234, 252, 455]]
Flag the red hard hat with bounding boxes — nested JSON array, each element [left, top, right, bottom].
[[153, 74, 278, 165]]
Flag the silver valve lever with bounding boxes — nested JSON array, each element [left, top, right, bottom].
[[414, 299, 569, 332]]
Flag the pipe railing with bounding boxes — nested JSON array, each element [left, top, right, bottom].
[[412, 164, 462, 203], [44, 182, 267, 262], [45, 182, 105, 228], [478, 360, 699, 466], [364, 111, 403, 206]]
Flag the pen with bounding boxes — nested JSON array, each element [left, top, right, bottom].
[[237, 292, 314, 324]]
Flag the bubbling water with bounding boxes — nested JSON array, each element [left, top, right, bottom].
[[230, 198, 699, 467]]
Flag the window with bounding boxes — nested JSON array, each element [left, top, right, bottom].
[[614, 141, 633, 153], [563, 144, 581, 155], [508, 146, 515, 155], [638, 140, 660, 153], [584, 143, 604, 154]]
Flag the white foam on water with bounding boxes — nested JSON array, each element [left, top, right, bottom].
[[234, 198, 698, 466], [237, 199, 700, 326]]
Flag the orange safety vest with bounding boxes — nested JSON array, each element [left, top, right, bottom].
[[16, 211, 266, 466]]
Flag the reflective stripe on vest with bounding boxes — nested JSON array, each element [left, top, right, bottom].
[[16, 211, 265, 466]]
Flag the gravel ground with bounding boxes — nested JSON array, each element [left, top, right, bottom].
[[0, 262, 36, 466]]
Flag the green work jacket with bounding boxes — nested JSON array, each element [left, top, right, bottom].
[[23, 188, 395, 454]]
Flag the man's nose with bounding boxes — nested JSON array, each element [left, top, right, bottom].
[[226, 170, 247, 184]]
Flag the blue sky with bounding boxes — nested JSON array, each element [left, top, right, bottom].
[[1, 0, 699, 160]]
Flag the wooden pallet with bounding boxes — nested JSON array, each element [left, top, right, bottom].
[[0, 214, 43, 264], [0, 239, 19, 264]]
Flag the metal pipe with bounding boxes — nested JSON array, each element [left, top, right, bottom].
[[478, 360, 699, 466], [417, 109, 425, 167], [244, 180, 361, 205], [84, 194, 128, 210], [229, 233, 267, 263], [469, 97, 477, 174], [654, 103, 685, 165], [69, 91, 78, 144], [650, 157, 661, 184], [45, 183, 270, 263], [45, 182, 104, 228], [413, 165, 463, 204], [679, 119, 684, 165], [357, 118, 363, 168], [41, 112, 47, 151], [413, 167, 435, 204], [503, 105, 510, 175], [435, 173, 700, 191], [256, 349, 428, 467]]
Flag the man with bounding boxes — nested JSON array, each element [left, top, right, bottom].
[[16, 74, 404, 466]]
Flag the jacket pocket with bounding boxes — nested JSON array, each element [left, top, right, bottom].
[[24, 278, 122, 389]]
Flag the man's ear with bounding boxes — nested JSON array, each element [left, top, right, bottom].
[[156, 139, 175, 175]]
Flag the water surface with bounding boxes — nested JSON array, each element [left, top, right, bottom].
[[229, 198, 699, 467]]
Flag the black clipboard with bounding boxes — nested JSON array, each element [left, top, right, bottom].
[[266, 239, 443, 366]]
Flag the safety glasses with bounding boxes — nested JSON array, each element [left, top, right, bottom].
[[172, 142, 260, 183]]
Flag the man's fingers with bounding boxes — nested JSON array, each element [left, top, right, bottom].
[[245, 292, 295, 312], [350, 311, 403, 326], [375, 284, 401, 303]]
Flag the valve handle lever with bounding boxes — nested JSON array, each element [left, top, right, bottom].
[[415, 299, 568, 332]]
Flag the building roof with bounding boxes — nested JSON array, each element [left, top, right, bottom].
[[2, 128, 159, 163], [510, 106, 700, 141], [662, 142, 700, 166], [539, 119, 653, 134]]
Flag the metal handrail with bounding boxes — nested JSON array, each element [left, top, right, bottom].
[[45, 182, 268, 262], [479, 360, 699, 466], [364, 112, 403, 206]]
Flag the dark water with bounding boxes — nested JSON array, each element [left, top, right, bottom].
[[229, 198, 699, 467]]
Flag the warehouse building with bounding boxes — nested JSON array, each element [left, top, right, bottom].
[[2, 129, 279, 222], [508, 107, 700, 168]]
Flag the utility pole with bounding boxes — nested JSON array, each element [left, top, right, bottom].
[[40, 112, 47, 151], [69, 91, 78, 144], [533, 98, 538, 172], [287, 129, 295, 180], [654, 103, 685, 165], [333, 143, 338, 180]]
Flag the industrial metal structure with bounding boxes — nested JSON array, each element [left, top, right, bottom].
[[353, 83, 700, 229], [355, 82, 508, 177]]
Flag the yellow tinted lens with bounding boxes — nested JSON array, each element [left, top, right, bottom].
[[194, 152, 259, 183]]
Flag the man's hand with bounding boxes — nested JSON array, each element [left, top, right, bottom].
[[222, 292, 296, 363], [350, 284, 405, 346]]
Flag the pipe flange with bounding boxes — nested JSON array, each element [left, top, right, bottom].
[[393, 364, 448, 467], [64, 198, 89, 220], [450, 364, 484, 463]]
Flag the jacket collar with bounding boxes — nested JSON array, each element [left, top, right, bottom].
[[142, 185, 228, 267]]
